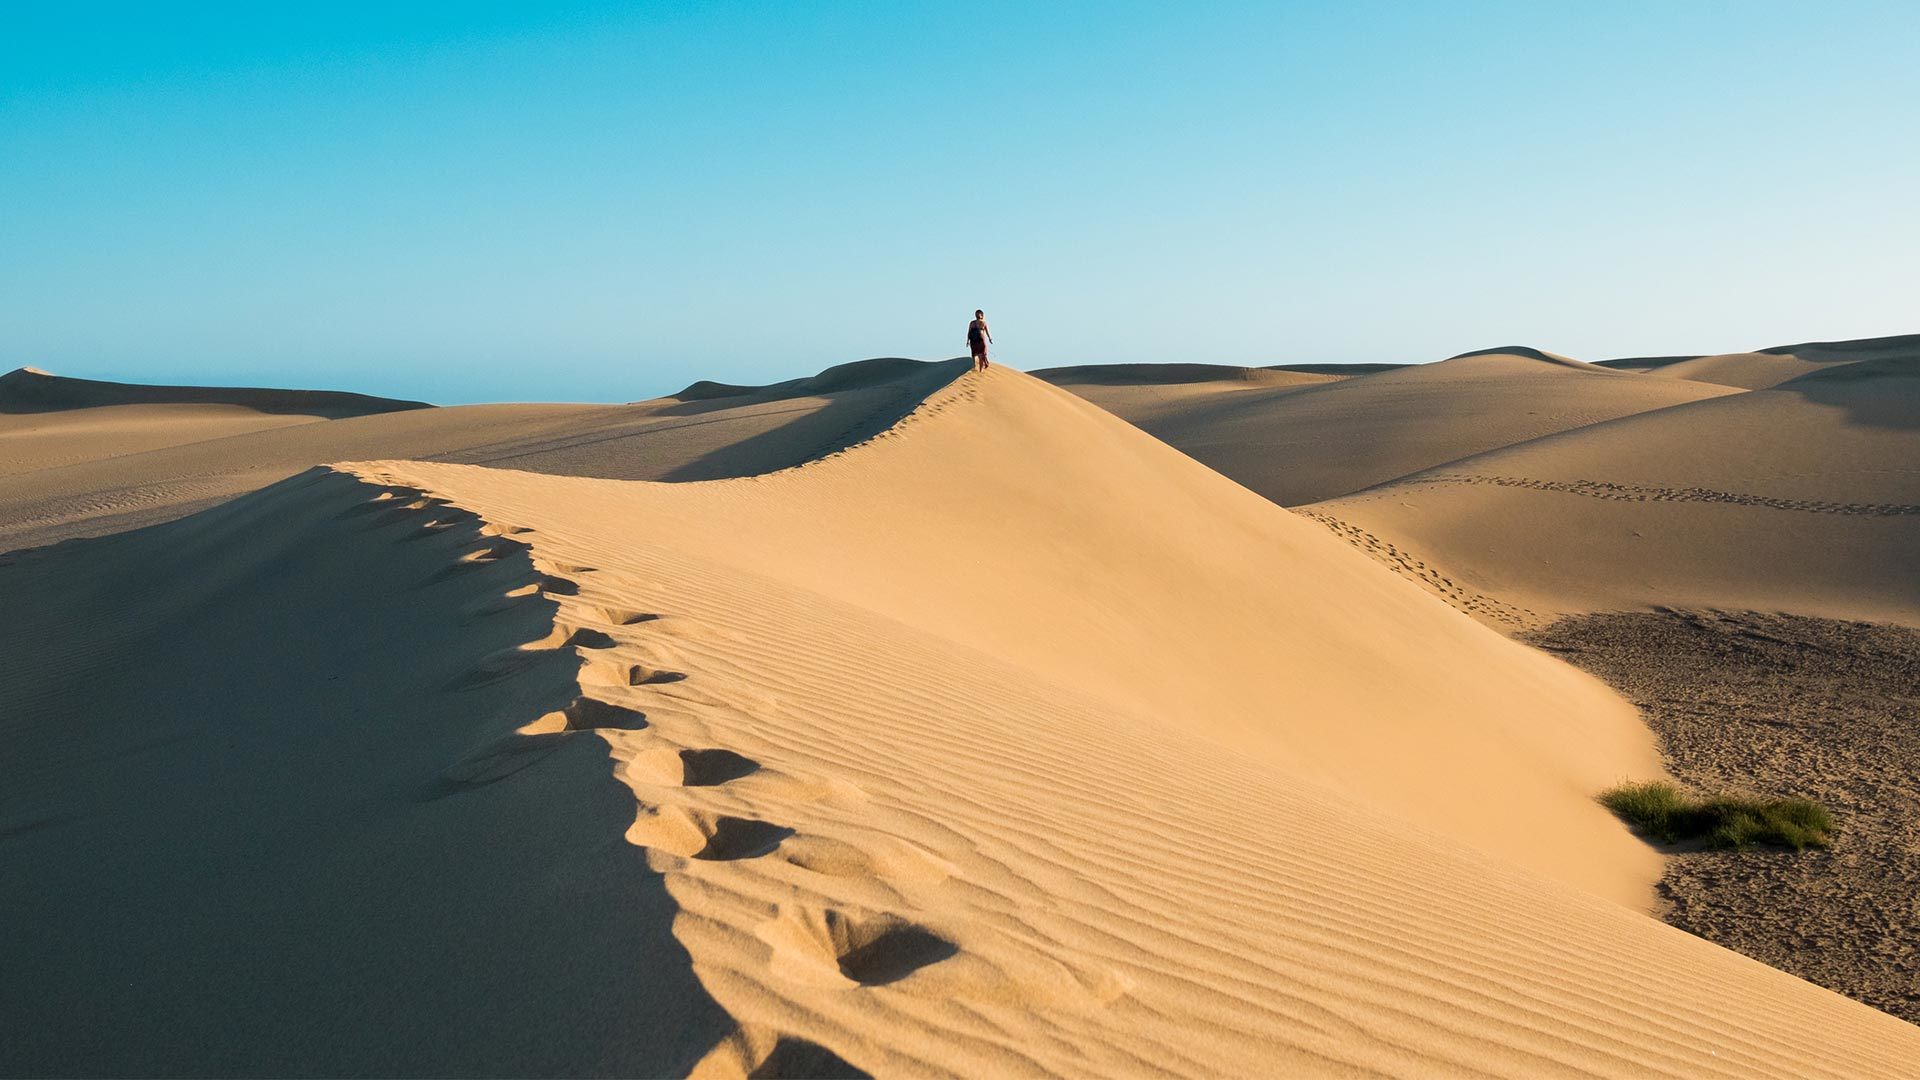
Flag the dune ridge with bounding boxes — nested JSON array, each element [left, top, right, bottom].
[[3, 364, 1917, 1074], [321, 368, 1918, 1075], [6, 356, 1918, 1074]]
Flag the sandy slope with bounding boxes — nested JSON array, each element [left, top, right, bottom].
[[0, 365, 429, 477], [7, 366, 1914, 1076], [0, 403, 327, 476], [1636, 334, 1920, 390], [1042, 349, 1739, 506], [0, 359, 962, 549], [1310, 349, 1920, 626], [1029, 364, 1342, 430], [0, 365, 431, 416]]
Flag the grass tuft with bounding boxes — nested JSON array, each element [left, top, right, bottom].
[[1601, 781, 1833, 850]]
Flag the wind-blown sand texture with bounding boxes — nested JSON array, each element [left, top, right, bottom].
[[1046, 333, 1920, 1029], [3, 360, 1916, 1076]]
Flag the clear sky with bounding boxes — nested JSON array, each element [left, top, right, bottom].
[[3, 2, 1915, 404]]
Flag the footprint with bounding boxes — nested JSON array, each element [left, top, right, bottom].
[[624, 746, 756, 787], [539, 561, 597, 575], [580, 658, 684, 688], [778, 835, 951, 885], [680, 748, 759, 786], [558, 696, 648, 731], [425, 538, 530, 583], [580, 605, 659, 626], [697, 817, 794, 861], [627, 807, 791, 860], [761, 907, 956, 988], [528, 624, 618, 651]]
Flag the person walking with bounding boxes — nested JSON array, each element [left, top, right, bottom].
[[967, 310, 993, 372]]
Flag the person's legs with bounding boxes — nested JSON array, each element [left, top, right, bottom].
[[973, 348, 989, 372]]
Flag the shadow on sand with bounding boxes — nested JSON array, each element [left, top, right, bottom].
[[0, 469, 729, 1076]]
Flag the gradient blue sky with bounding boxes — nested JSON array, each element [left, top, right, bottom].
[[3, 2, 1915, 404]]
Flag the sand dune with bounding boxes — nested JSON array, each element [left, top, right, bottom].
[[1597, 334, 1919, 390], [0, 359, 963, 549], [1044, 348, 1739, 506], [0, 365, 430, 416], [1309, 346, 1920, 626], [1029, 362, 1342, 387], [5, 364, 1915, 1076], [0, 366, 430, 477], [1030, 363, 1343, 429]]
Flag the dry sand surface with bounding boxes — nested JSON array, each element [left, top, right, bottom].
[[1309, 342, 1920, 627], [1048, 334, 1920, 1038], [1040, 348, 1740, 506], [0, 358, 958, 550], [3, 359, 1918, 1076], [1607, 335, 1920, 390]]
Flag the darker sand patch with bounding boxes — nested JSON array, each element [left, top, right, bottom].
[[1528, 610, 1920, 1022]]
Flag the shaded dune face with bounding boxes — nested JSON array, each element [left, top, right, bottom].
[[2, 363, 1917, 1076], [0, 470, 729, 1077]]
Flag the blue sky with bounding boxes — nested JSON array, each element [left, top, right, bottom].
[[2, 2, 1915, 404]]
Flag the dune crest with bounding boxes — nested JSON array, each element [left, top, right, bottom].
[[0, 359, 969, 548], [324, 368, 1916, 1075], [5, 364, 1917, 1075]]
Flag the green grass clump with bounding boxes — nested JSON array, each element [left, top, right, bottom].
[[1601, 781, 1833, 851]]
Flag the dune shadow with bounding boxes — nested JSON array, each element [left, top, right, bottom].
[[1775, 354, 1920, 432], [659, 359, 970, 482], [0, 469, 729, 1076]]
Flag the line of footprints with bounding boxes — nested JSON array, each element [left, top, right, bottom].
[[364, 487, 962, 1017]]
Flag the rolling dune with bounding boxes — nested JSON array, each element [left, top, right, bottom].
[[1029, 364, 1343, 430], [0, 359, 961, 549], [1041, 349, 1739, 506], [1631, 334, 1920, 390], [1309, 347, 1920, 626], [7, 364, 1916, 1076]]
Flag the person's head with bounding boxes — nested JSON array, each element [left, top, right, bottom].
[[975, 309, 984, 318]]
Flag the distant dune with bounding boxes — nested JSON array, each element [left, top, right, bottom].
[[1042, 347, 1739, 506], [1593, 354, 1703, 373], [0, 365, 431, 416], [1028, 362, 1339, 387], [5, 363, 1914, 1076], [673, 356, 951, 401], [0, 359, 967, 548], [1307, 336, 1919, 626], [1590, 334, 1920, 389]]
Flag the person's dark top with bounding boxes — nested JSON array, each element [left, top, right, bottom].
[[968, 318, 990, 351]]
